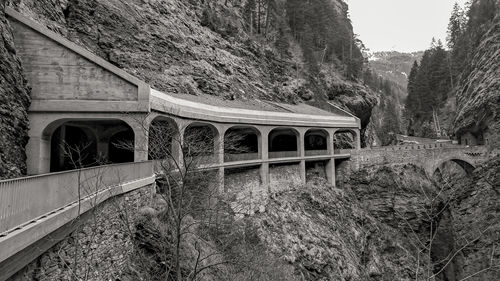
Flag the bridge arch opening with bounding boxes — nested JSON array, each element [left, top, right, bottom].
[[47, 119, 135, 172], [148, 117, 178, 160], [268, 128, 299, 158], [432, 158, 476, 178], [224, 126, 260, 162], [305, 129, 329, 156], [183, 122, 219, 161], [334, 129, 358, 150]]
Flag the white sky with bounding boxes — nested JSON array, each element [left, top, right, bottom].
[[347, 0, 470, 52]]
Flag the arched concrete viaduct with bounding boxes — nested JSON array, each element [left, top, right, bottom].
[[5, 7, 361, 190]]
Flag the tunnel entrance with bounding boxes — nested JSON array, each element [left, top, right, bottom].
[[49, 120, 134, 172]]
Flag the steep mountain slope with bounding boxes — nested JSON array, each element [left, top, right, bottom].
[[0, 2, 30, 179], [6, 0, 377, 130], [369, 51, 423, 93]]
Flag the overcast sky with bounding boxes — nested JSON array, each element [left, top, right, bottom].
[[347, 0, 469, 52]]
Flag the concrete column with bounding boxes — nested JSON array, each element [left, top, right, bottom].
[[258, 127, 271, 190], [327, 129, 336, 155], [215, 125, 227, 164], [215, 125, 227, 192], [326, 159, 336, 187], [298, 129, 307, 185], [133, 124, 148, 162], [27, 135, 51, 175], [172, 127, 184, 167], [355, 129, 362, 150], [217, 167, 225, 192]]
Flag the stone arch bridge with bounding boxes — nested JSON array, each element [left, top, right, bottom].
[[0, 8, 490, 280], [344, 143, 488, 177]]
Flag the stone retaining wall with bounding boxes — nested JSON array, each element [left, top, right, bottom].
[[9, 184, 155, 281]]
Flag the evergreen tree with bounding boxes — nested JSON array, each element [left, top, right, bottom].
[[405, 61, 419, 116], [275, 20, 290, 59], [446, 2, 466, 49]]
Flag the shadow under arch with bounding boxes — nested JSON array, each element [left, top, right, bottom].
[[148, 115, 180, 160], [304, 128, 329, 152], [268, 127, 300, 159], [183, 121, 220, 157], [431, 158, 476, 178], [224, 125, 261, 162]]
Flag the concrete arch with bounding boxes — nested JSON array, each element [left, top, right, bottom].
[[183, 122, 220, 158], [42, 118, 136, 172], [304, 128, 329, 151], [333, 128, 361, 150], [224, 125, 261, 162], [27, 114, 146, 175], [148, 115, 180, 160], [268, 127, 300, 158]]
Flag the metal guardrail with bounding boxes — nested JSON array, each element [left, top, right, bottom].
[[0, 161, 153, 234]]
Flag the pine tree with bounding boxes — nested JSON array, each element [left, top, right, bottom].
[[405, 61, 419, 116], [275, 20, 290, 59], [447, 2, 466, 49]]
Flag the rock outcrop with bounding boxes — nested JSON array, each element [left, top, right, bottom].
[[0, 2, 30, 179]]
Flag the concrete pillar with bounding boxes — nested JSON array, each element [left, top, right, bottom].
[[132, 124, 148, 162], [298, 129, 307, 184], [259, 127, 271, 190], [327, 129, 336, 155], [27, 135, 51, 175], [215, 125, 227, 192], [172, 127, 184, 167], [326, 159, 336, 187], [355, 129, 362, 150], [217, 167, 225, 192]]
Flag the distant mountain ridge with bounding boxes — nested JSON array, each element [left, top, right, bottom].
[[368, 51, 423, 91]]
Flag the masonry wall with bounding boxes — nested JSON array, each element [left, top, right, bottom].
[[225, 166, 264, 215], [270, 163, 302, 193], [9, 184, 155, 281]]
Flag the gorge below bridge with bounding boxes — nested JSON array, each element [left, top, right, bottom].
[[0, 8, 490, 280]]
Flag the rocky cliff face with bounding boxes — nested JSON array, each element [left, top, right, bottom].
[[453, 0, 500, 145], [253, 177, 429, 280], [453, 7, 500, 144], [447, 156, 500, 280], [0, 2, 30, 179]]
